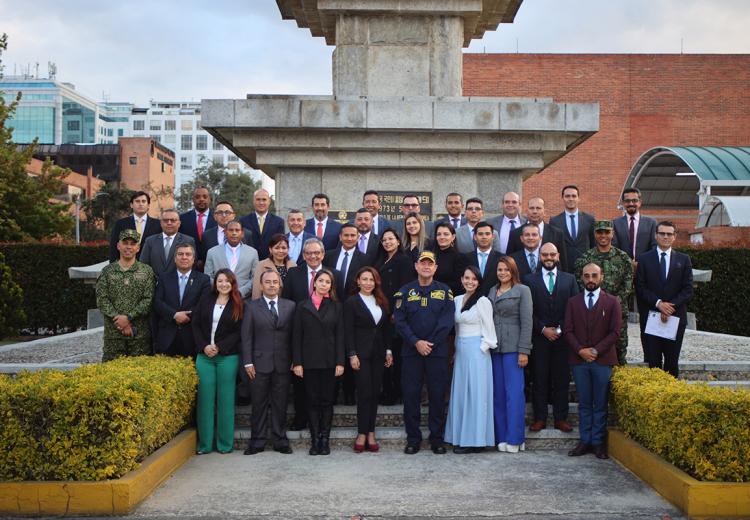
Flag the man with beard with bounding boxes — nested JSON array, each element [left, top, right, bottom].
[[564, 263, 621, 460], [353, 208, 379, 265], [613, 188, 657, 260], [180, 186, 216, 267], [304, 193, 342, 250], [525, 243, 578, 433]]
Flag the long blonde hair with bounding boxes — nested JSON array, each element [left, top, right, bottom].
[[401, 212, 427, 252]]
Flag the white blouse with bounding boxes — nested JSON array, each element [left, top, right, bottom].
[[454, 295, 498, 353], [359, 293, 382, 325], [210, 303, 225, 344]]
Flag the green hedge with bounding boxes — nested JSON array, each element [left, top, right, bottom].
[[680, 247, 750, 337], [612, 367, 750, 482], [0, 243, 108, 334], [0, 356, 197, 481]]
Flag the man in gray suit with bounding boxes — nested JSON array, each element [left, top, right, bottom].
[[139, 208, 195, 276], [613, 188, 658, 260], [205, 220, 259, 299], [456, 197, 501, 254], [241, 269, 295, 455], [549, 185, 596, 273]]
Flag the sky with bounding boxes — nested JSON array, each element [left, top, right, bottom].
[[1, 0, 749, 106]]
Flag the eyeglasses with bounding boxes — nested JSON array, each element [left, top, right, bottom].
[[161, 218, 179, 223], [622, 198, 640, 204], [304, 250, 323, 256], [402, 203, 419, 208], [215, 210, 235, 216], [656, 232, 675, 237]]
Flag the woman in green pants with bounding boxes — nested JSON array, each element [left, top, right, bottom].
[[192, 268, 244, 454]]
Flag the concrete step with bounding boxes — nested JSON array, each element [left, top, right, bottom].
[[677, 362, 750, 381], [232, 426, 580, 451]]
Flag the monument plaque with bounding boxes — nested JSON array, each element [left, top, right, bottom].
[[380, 191, 433, 222], [202, 1, 599, 217]]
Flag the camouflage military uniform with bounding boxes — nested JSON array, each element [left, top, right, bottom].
[[574, 246, 633, 365], [96, 260, 155, 361]]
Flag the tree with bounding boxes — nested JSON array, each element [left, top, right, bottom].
[[79, 182, 135, 241], [0, 34, 74, 241], [176, 158, 263, 216], [0, 251, 25, 339]]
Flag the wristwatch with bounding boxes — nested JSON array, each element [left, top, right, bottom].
[[591, 348, 598, 356]]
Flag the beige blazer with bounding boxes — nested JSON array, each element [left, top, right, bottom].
[[251, 257, 297, 299]]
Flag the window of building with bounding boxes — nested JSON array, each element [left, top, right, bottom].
[[164, 134, 176, 144], [107, 128, 113, 137], [180, 156, 192, 170], [212, 138, 223, 150], [228, 154, 238, 162], [118, 129, 124, 137], [149, 121, 161, 131], [67, 120, 80, 131], [133, 120, 145, 131], [212, 155, 224, 166], [7, 106, 55, 144], [196, 134, 207, 150], [165, 120, 176, 131], [181, 135, 192, 150], [181, 119, 192, 131], [196, 120, 202, 130], [129, 156, 137, 165], [152, 135, 161, 143]]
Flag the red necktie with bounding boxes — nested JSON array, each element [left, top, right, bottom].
[[197, 212, 204, 241], [316, 221, 323, 239], [309, 270, 317, 296]]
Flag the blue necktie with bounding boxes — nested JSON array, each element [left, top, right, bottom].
[[479, 252, 488, 276], [570, 214, 577, 241], [528, 252, 536, 271], [660, 252, 667, 282], [179, 274, 187, 304], [341, 251, 350, 283]]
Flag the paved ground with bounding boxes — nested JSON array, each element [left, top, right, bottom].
[[1, 324, 748, 365], [130, 449, 685, 519]]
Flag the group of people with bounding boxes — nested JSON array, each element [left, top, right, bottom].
[[96, 184, 694, 459]]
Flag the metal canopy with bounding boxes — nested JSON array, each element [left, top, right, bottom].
[[623, 146, 750, 210], [696, 195, 750, 228]]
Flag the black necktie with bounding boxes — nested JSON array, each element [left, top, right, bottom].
[[660, 252, 667, 282], [587, 292, 594, 310], [341, 251, 350, 283], [269, 300, 278, 326], [628, 216, 636, 256]]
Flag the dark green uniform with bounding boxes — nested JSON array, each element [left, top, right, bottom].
[[574, 246, 633, 365], [96, 260, 155, 361]]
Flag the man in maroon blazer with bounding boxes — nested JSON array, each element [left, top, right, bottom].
[[563, 263, 622, 460]]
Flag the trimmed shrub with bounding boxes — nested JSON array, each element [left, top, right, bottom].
[[0, 251, 25, 339], [680, 247, 750, 337], [612, 367, 750, 482], [0, 356, 197, 481], [0, 242, 108, 334]]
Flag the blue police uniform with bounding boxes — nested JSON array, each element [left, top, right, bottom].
[[393, 279, 455, 448]]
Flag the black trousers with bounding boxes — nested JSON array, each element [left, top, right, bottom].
[[304, 368, 337, 439], [292, 374, 308, 427], [381, 337, 402, 403], [401, 355, 448, 446], [355, 354, 385, 434], [249, 370, 290, 448], [531, 336, 570, 422], [643, 323, 686, 378]]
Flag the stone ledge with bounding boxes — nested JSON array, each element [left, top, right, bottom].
[[609, 429, 750, 519], [0, 429, 195, 516]]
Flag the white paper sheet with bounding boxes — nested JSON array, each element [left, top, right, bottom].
[[645, 311, 679, 341]]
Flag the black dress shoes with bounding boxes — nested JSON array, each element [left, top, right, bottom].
[[274, 446, 293, 454], [567, 441, 591, 457], [289, 422, 307, 432], [404, 444, 420, 455], [319, 439, 331, 455], [452, 446, 473, 454], [593, 444, 609, 459], [431, 444, 447, 454], [243, 445, 264, 455]]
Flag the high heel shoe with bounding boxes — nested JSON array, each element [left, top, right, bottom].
[[353, 441, 366, 453], [366, 440, 379, 452]]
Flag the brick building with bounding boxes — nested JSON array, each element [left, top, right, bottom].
[[463, 54, 750, 240]]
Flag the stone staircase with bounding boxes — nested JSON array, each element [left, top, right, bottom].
[[231, 361, 750, 451]]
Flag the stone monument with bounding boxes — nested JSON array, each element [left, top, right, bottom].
[[202, 0, 599, 217]]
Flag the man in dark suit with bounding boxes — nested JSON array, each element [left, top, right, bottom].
[[152, 242, 210, 357], [362, 190, 391, 236], [460, 221, 503, 297], [549, 185, 595, 273], [510, 223, 542, 279], [487, 191, 522, 254], [108, 190, 161, 262], [241, 269, 295, 455], [287, 209, 315, 264], [391, 194, 435, 239], [304, 193, 342, 250], [635, 221, 694, 378], [353, 208, 380, 265], [526, 242, 579, 433], [179, 186, 216, 266], [507, 196, 568, 269], [282, 237, 343, 430], [613, 188, 658, 260], [564, 263, 622, 460], [435, 192, 466, 230], [139, 208, 195, 276], [240, 188, 285, 261], [200, 201, 254, 263]]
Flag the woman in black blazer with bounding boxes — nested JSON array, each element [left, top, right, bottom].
[[345, 267, 393, 453], [192, 268, 244, 454], [375, 229, 415, 405], [292, 268, 345, 456], [431, 221, 462, 295]]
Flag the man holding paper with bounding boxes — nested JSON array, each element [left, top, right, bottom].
[[635, 221, 693, 377]]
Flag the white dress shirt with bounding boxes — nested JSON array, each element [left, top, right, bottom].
[[336, 246, 357, 281], [585, 287, 601, 309], [314, 216, 329, 237], [499, 215, 520, 253], [565, 210, 579, 238]]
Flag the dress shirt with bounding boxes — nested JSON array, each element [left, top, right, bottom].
[[476, 247, 492, 275], [288, 232, 304, 262], [314, 217, 329, 237], [336, 247, 357, 281], [224, 242, 242, 271], [210, 303, 224, 344], [358, 292, 383, 325], [177, 269, 191, 303], [216, 226, 226, 246], [654, 247, 673, 307], [541, 266, 557, 283], [499, 215, 520, 253], [372, 214, 381, 235], [359, 231, 372, 254], [524, 246, 541, 271], [586, 287, 601, 309], [533, 221, 545, 237], [256, 212, 268, 231], [449, 215, 463, 229], [307, 265, 321, 294], [628, 213, 641, 256], [196, 210, 210, 234], [134, 214, 149, 242], [244, 295, 279, 368], [565, 210, 579, 238]]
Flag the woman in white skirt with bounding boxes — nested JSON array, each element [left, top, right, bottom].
[[445, 265, 498, 453]]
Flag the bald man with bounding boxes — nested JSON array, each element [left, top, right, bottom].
[[240, 188, 284, 260], [487, 191, 522, 254]]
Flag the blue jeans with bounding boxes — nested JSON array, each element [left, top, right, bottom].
[[491, 352, 525, 446], [572, 363, 612, 446]]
